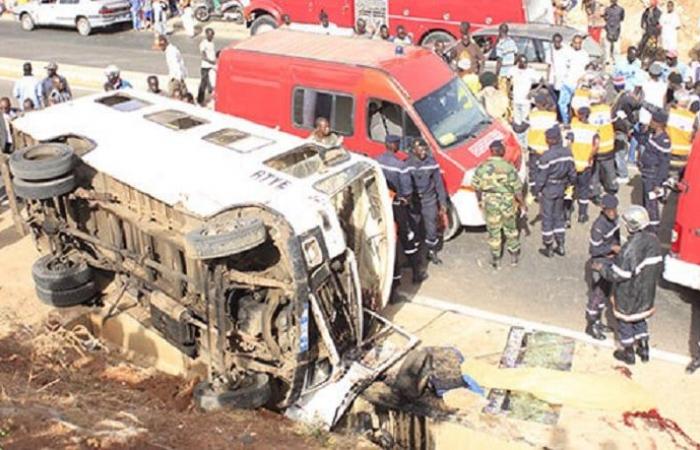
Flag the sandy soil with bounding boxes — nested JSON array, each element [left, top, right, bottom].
[[0, 209, 373, 450]]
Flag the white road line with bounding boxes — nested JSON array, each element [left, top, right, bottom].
[[409, 294, 692, 366]]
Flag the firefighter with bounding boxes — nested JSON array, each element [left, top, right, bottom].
[[533, 126, 576, 257], [639, 110, 671, 234], [568, 106, 599, 224], [407, 138, 448, 266], [590, 87, 618, 196], [376, 135, 427, 290], [515, 92, 558, 192], [585, 194, 620, 340], [667, 90, 696, 176], [592, 205, 663, 365]]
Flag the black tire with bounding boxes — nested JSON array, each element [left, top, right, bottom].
[[421, 30, 455, 48], [32, 254, 93, 291], [35, 281, 97, 307], [394, 349, 433, 400], [185, 217, 266, 260], [20, 13, 35, 31], [443, 202, 461, 241], [13, 174, 76, 200], [250, 14, 277, 36], [194, 374, 271, 411], [9, 143, 75, 181], [194, 5, 210, 22]]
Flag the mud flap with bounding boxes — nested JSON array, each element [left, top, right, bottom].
[[285, 310, 419, 429]]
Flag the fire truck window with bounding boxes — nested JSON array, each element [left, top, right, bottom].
[[292, 88, 354, 136], [367, 99, 418, 144]]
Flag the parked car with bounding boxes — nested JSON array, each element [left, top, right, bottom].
[[472, 24, 604, 80], [5, 91, 411, 416], [215, 30, 525, 239], [13, 0, 131, 36]]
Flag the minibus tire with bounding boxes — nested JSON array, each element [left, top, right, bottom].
[[194, 5, 210, 22], [35, 281, 97, 308], [32, 254, 93, 291], [194, 374, 271, 410], [443, 203, 461, 241], [250, 14, 277, 35], [185, 217, 267, 259], [13, 174, 77, 200], [9, 143, 75, 181]]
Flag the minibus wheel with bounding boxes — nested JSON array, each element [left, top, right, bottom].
[[9, 143, 75, 181], [185, 217, 267, 260], [32, 254, 93, 291], [35, 281, 97, 308], [13, 174, 77, 200]]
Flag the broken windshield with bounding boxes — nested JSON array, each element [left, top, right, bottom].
[[413, 77, 491, 150]]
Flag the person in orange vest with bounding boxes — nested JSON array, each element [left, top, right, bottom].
[[667, 90, 697, 176], [589, 87, 617, 197], [567, 107, 600, 224], [512, 92, 558, 192]]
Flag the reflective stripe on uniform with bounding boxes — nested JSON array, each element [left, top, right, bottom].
[[537, 156, 574, 170]]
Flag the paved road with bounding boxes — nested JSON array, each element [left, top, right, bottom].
[[0, 20, 241, 78]]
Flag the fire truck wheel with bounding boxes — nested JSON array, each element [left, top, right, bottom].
[[443, 203, 461, 241], [35, 281, 97, 308], [32, 254, 93, 291], [13, 174, 76, 200], [185, 217, 267, 260], [250, 14, 277, 36], [9, 143, 75, 181], [421, 30, 456, 48], [194, 374, 271, 411]]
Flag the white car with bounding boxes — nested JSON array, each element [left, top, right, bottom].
[[14, 0, 132, 36]]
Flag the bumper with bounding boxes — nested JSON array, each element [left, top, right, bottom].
[[89, 13, 132, 27], [452, 190, 485, 227], [663, 254, 700, 291]]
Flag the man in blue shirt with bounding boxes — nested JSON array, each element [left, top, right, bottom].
[[495, 24, 518, 80], [613, 46, 644, 91]]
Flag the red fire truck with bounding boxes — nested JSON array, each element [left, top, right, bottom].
[[243, 0, 554, 45]]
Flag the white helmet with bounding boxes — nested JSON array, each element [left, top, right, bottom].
[[104, 64, 120, 76], [622, 205, 650, 233]]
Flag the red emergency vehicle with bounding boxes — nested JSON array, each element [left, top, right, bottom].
[[215, 30, 524, 238], [664, 136, 700, 291], [243, 0, 554, 45]]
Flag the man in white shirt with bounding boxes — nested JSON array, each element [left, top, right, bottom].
[[157, 35, 188, 96], [557, 35, 590, 124], [640, 62, 667, 126], [12, 62, 43, 111], [511, 55, 542, 124], [548, 33, 571, 100], [660, 1, 681, 53], [197, 27, 216, 106]]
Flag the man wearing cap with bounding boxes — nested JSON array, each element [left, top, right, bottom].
[[663, 51, 691, 85], [103, 65, 133, 91], [41, 62, 71, 106], [590, 87, 618, 196], [667, 90, 697, 174], [592, 205, 663, 365], [568, 106, 599, 224], [377, 135, 426, 293], [585, 194, 620, 340], [12, 62, 42, 111], [639, 109, 671, 234], [472, 140, 524, 269], [639, 62, 667, 126], [533, 126, 576, 257], [407, 139, 448, 266]]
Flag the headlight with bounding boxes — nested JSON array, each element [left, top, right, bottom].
[[302, 236, 323, 268]]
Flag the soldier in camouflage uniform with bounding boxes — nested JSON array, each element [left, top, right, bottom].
[[472, 140, 524, 269]]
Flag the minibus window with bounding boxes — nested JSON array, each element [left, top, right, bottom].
[[145, 109, 208, 130], [292, 87, 354, 136], [367, 99, 419, 144]]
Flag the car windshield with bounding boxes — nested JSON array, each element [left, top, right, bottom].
[[413, 77, 491, 149]]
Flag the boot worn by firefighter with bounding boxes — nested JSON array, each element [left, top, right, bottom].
[[686, 356, 700, 374], [490, 254, 501, 270], [410, 257, 428, 284], [613, 346, 635, 365], [509, 250, 520, 267], [578, 213, 589, 223], [539, 244, 554, 258], [554, 243, 566, 256], [427, 249, 443, 265], [585, 317, 606, 341], [635, 338, 650, 363]]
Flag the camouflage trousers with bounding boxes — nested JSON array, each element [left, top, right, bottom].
[[483, 194, 520, 257]]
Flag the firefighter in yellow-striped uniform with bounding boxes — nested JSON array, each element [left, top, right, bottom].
[[667, 90, 697, 176], [567, 107, 599, 224], [513, 93, 558, 191], [590, 87, 618, 196]]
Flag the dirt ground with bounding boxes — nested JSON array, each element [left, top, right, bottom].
[[0, 208, 372, 450]]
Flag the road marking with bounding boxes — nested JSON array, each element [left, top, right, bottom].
[[409, 294, 692, 367]]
